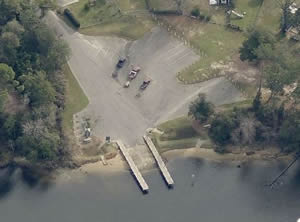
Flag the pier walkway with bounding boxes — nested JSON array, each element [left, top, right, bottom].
[[116, 141, 149, 192], [143, 136, 174, 187]]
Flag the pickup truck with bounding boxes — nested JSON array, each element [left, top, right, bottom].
[[128, 66, 141, 79], [140, 79, 151, 90]]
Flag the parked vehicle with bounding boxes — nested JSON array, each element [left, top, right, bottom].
[[128, 66, 141, 79], [140, 79, 151, 90], [116, 58, 126, 68], [64, 9, 80, 28]]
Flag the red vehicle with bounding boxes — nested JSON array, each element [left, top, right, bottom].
[[128, 66, 141, 79]]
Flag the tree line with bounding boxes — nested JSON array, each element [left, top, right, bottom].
[[0, 0, 70, 166]]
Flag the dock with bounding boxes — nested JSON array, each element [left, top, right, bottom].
[[143, 135, 174, 187], [116, 140, 149, 192]]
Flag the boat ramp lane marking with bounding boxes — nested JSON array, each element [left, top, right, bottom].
[[143, 136, 174, 187], [115, 141, 149, 192]]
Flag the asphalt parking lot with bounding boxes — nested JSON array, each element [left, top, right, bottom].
[[47, 12, 243, 146]]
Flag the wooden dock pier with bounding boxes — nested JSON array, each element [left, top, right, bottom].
[[143, 136, 174, 187], [116, 141, 149, 192]]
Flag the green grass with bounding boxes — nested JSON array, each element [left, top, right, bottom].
[[158, 116, 198, 140], [80, 16, 154, 39], [256, 0, 281, 33], [149, 0, 176, 10], [62, 64, 89, 131], [151, 116, 207, 153], [219, 99, 253, 111], [230, 0, 263, 31], [117, 0, 146, 10], [67, 0, 154, 40], [178, 24, 245, 83]]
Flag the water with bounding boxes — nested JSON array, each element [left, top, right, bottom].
[[0, 157, 299, 222]]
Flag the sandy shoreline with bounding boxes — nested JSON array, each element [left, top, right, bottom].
[[59, 147, 293, 181]]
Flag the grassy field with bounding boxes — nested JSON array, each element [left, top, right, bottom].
[[62, 64, 89, 132], [151, 116, 210, 153], [67, 0, 154, 39], [218, 99, 252, 111], [80, 17, 154, 39], [176, 22, 245, 83], [230, 0, 263, 31]]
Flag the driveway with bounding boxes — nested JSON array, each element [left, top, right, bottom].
[[46, 11, 243, 146]]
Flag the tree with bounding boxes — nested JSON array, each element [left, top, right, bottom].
[[209, 113, 238, 145], [279, 110, 300, 152], [0, 63, 15, 84], [0, 0, 20, 25], [19, 71, 56, 107], [264, 63, 287, 103], [188, 93, 214, 123], [276, 0, 296, 33], [239, 28, 275, 62], [3, 19, 24, 36], [0, 32, 20, 64], [252, 88, 262, 112], [292, 82, 300, 104], [291, 9, 300, 28], [1, 114, 19, 139], [0, 90, 8, 112], [42, 40, 70, 73]]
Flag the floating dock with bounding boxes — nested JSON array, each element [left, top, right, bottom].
[[143, 135, 174, 187], [116, 140, 149, 192]]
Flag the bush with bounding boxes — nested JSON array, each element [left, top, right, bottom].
[[209, 113, 238, 145], [191, 8, 200, 17], [12, 80, 19, 87], [188, 93, 214, 123], [84, 3, 90, 11], [227, 23, 242, 32]]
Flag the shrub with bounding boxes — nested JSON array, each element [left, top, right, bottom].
[[84, 3, 90, 11], [209, 113, 238, 145], [12, 80, 19, 87], [191, 8, 200, 17], [204, 15, 211, 22], [188, 93, 214, 123]]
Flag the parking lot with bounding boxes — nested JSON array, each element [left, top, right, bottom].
[[47, 11, 243, 146]]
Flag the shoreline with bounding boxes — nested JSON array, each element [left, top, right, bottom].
[[61, 147, 294, 178], [1, 147, 293, 180]]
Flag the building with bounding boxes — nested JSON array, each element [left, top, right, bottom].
[[209, 0, 230, 5]]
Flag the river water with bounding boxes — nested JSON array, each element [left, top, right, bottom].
[[0, 157, 299, 222]]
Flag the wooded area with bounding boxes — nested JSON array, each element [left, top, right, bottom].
[[0, 0, 70, 167]]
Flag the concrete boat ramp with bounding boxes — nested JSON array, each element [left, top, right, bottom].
[[116, 136, 174, 193]]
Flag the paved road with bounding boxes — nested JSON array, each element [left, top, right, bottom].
[[46, 11, 243, 146]]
